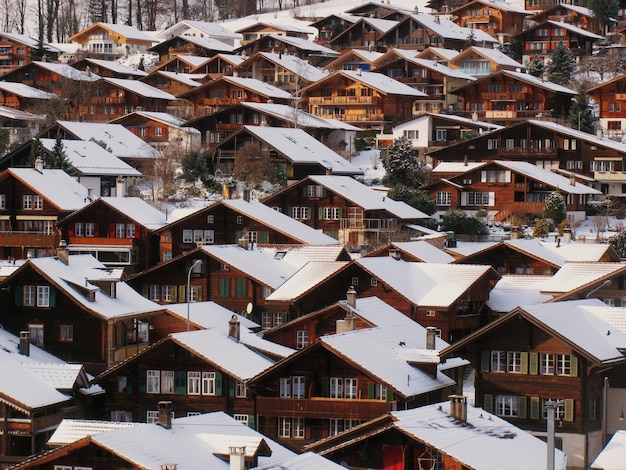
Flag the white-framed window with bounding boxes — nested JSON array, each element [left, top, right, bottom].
[[33, 195, 43, 210], [371, 277, 378, 286], [146, 410, 160, 423], [280, 377, 291, 398], [345, 378, 357, 399], [37, 285, 50, 307], [24, 285, 36, 306], [204, 230, 214, 243], [323, 207, 340, 220], [296, 330, 309, 349], [293, 417, 305, 438], [508, 351, 522, 373], [293, 376, 305, 399], [540, 353, 555, 375], [487, 138, 498, 150], [330, 377, 343, 398], [435, 129, 447, 141], [111, 410, 133, 422], [542, 398, 566, 420], [329, 418, 344, 436], [53, 466, 73, 470], [182, 229, 193, 243], [184, 371, 199, 395], [126, 224, 136, 238], [163, 251, 173, 262], [273, 312, 283, 327], [491, 350, 506, 372], [207, 215, 214, 223], [193, 229, 204, 243], [262, 286, 272, 298], [375, 384, 387, 401], [155, 127, 163, 136], [306, 185, 324, 198], [436, 192, 451, 206], [278, 417, 291, 438], [59, 324, 73, 341], [23, 195, 32, 209], [85, 223, 95, 237], [495, 395, 518, 417], [147, 370, 160, 393], [556, 354, 572, 376], [149, 284, 160, 301], [291, 207, 311, 219], [262, 311, 271, 329], [234, 414, 249, 426], [162, 285, 174, 302], [202, 372, 216, 395], [351, 276, 359, 286], [116, 223, 125, 238], [29, 324, 44, 345], [235, 380, 246, 398], [161, 371, 175, 394], [236, 216, 244, 224], [74, 222, 84, 236]]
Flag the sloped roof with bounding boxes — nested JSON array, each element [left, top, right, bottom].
[[7, 168, 89, 211], [31, 61, 100, 81], [235, 102, 360, 130], [406, 57, 477, 80], [265, 261, 349, 302], [415, 46, 459, 61], [454, 46, 525, 68], [0, 105, 46, 122], [263, 33, 339, 56], [114, 111, 200, 129], [82, 58, 148, 77], [258, 245, 348, 269], [48, 419, 142, 447], [86, 197, 167, 229], [92, 22, 157, 42], [529, 119, 626, 154], [487, 275, 554, 313], [333, 70, 427, 97], [383, 241, 456, 263], [22, 363, 85, 391], [168, 34, 235, 52], [236, 21, 313, 34], [102, 77, 177, 100], [432, 161, 491, 174], [540, 262, 626, 295], [0, 81, 59, 100], [406, 12, 498, 44], [496, 160, 601, 194], [167, 301, 259, 330], [450, 0, 529, 14], [38, 139, 142, 177], [0, 32, 62, 52], [220, 75, 294, 99], [251, 52, 328, 82], [591, 430, 626, 470], [501, 70, 577, 94], [157, 19, 243, 40], [255, 451, 347, 470], [150, 70, 203, 87]]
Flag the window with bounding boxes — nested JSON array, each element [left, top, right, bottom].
[[278, 417, 291, 438], [59, 324, 73, 341], [436, 192, 451, 206], [375, 384, 387, 401], [262, 311, 271, 329], [330, 377, 343, 398], [262, 286, 272, 298], [435, 129, 447, 141], [146, 410, 159, 423], [116, 223, 125, 238], [29, 324, 44, 345], [147, 370, 160, 393], [345, 378, 357, 399], [207, 215, 215, 223], [487, 139, 498, 150], [609, 103, 622, 112], [280, 377, 291, 398], [467, 192, 489, 206], [273, 312, 283, 327], [188, 371, 201, 395], [126, 224, 136, 238], [24, 285, 36, 306], [234, 414, 249, 426], [540, 353, 555, 375], [23, 195, 32, 209], [542, 398, 566, 420], [306, 185, 324, 198], [351, 277, 359, 286], [236, 216, 244, 224], [508, 351, 522, 373], [293, 417, 305, 438], [556, 354, 572, 376], [235, 279, 247, 297], [182, 229, 193, 243], [235, 380, 246, 398], [323, 207, 340, 220], [149, 284, 160, 301], [202, 372, 216, 395], [37, 285, 50, 307], [33, 195, 42, 210], [495, 395, 518, 417], [163, 251, 172, 262], [329, 419, 344, 436], [162, 285, 174, 302], [403, 130, 418, 139], [74, 222, 84, 236], [371, 277, 378, 286], [296, 330, 309, 349], [204, 230, 214, 243], [291, 207, 310, 219], [218, 278, 230, 297], [193, 229, 204, 243], [85, 223, 95, 237], [155, 127, 163, 136], [161, 371, 175, 394], [293, 376, 305, 399], [491, 350, 506, 372]]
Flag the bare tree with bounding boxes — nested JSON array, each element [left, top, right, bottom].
[[233, 142, 276, 187]]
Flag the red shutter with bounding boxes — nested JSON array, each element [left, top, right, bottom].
[[135, 224, 140, 238], [68, 224, 74, 237], [109, 224, 115, 238]]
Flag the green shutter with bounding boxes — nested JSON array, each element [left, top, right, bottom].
[[171, 286, 177, 302], [258, 231, 268, 243], [570, 355, 578, 377], [195, 286, 203, 301], [175, 371, 187, 394], [126, 377, 133, 394], [615, 299, 622, 307], [248, 414, 256, 429], [483, 394, 493, 413], [481, 350, 490, 372], [321, 377, 329, 397], [121, 322, 127, 346], [530, 397, 540, 419], [14, 286, 21, 306], [564, 399, 574, 422], [319, 207, 324, 219], [306, 208, 312, 220], [142, 284, 149, 298], [178, 285, 186, 302], [518, 396, 527, 419], [386, 388, 394, 402], [139, 410, 147, 422], [368, 384, 375, 399], [215, 372, 223, 396], [529, 353, 538, 375], [139, 370, 146, 393], [520, 352, 528, 374], [338, 208, 343, 218], [281, 312, 288, 324], [228, 378, 235, 397], [302, 186, 308, 197], [49, 287, 56, 307], [235, 230, 243, 241]]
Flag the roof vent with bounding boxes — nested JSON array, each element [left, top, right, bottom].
[[346, 285, 357, 308], [19, 331, 30, 356], [157, 401, 173, 429]]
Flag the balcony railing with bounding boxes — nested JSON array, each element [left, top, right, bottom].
[[594, 171, 626, 182], [340, 218, 397, 231], [112, 343, 149, 363], [508, 202, 546, 213], [69, 236, 134, 246], [308, 96, 379, 105], [485, 110, 517, 119], [316, 113, 384, 122], [0, 231, 59, 247], [256, 396, 393, 419]]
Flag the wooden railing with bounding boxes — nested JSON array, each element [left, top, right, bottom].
[[70, 236, 133, 246], [0, 232, 59, 247], [340, 218, 397, 231], [256, 396, 393, 419]]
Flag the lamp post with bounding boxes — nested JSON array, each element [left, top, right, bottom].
[[187, 259, 202, 332]]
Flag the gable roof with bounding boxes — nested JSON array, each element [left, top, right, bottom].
[[30, 61, 101, 81], [258, 33, 340, 56], [487, 275, 554, 312], [150, 34, 235, 53], [453, 70, 577, 95], [218, 75, 294, 99], [81, 57, 149, 77], [397, 113, 502, 133], [265, 261, 349, 302], [242, 52, 328, 82], [541, 262, 626, 296], [60, 197, 167, 230], [147, 70, 204, 87], [70, 22, 156, 43], [157, 20, 242, 40], [403, 12, 499, 44], [591, 430, 626, 469], [368, 241, 456, 263], [451, 45, 525, 68], [450, 0, 529, 14], [397, 56, 477, 80], [515, 19, 604, 40], [0, 81, 59, 100], [101, 77, 178, 100], [236, 21, 313, 34], [415, 46, 459, 61], [310, 70, 426, 97], [0, 32, 62, 53], [0, 105, 46, 122]]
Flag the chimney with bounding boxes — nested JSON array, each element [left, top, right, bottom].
[[229, 446, 246, 470], [569, 175, 576, 186], [336, 310, 356, 334], [413, 5, 418, 14], [57, 239, 69, 265], [346, 285, 357, 308], [356, 66, 362, 76], [19, 331, 30, 356], [34, 155, 43, 173], [116, 176, 125, 197], [449, 395, 467, 423], [85, 65, 92, 77], [242, 188, 250, 202], [157, 401, 173, 429], [228, 314, 240, 342], [563, 227, 572, 244], [426, 326, 437, 350]]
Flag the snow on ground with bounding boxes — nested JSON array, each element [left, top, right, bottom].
[[350, 149, 386, 184]]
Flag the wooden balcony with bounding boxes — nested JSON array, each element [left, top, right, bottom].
[[482, 93, 526, 101], [496, 148, 558, 158], [215, 122, 244, 131], [508, 202, 546, 213], [256, 397, 393, 420], [316, 113, 384, 122], [485, 110, 517, 119], [340, 218, 397, 232], [69, 236, 133, 246], [112, 343, 150, 363], [594, 171, 626, 182], [0, 232, 59, 248], [308, 96, 379, 105]]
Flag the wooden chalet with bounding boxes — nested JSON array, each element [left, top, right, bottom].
[[71, 57, 149, 79], [196, 53, 245, 80], [0, 106, 45, 150], [450, 70, 575, 125], [440, 299, 626, 470], [178, 75, 293, 117], [512, 19, 603, 65], [426, 160, 600, 225], [301, 70, 425, 128], [236, 22, 311, 47], [448, 0, 529, 41], [0, 165, 89, 260], [250, 296, 460, 451], [235, 34, 340, 64], [323, 48, 384, 73], [155, 20, 242, 47], [68, 22, 156, 60], [525, 0, 586, 13], [309, 13, 360, 48], [56, 197, 166, 274], [344, 1, 412, 20], [528, 4, 604, 36], [447, 45, 525, 78], [588, 74, 626, 141], [262, 175, 430, 248], [0, 32, 61, 76], [148, 54, 211, 75], [364, 240, 455, 263], [148, 34, 235, 64], [0, 252, 176, 374], [328, 17, 398, 52], [0, 82, 59, 114], [427, 119, 626, 196]]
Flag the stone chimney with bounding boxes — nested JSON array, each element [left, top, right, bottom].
[[336, 310, 356, 334], [57, 240, 69, 265], [426, 327, 437, 350], [228, 314, 240, 342], [346, 286, 357, 308], [229, 446, 246, 470], [449, 395, 467, 423], [157, 401, 173, 429], [34, 156, 43, 173], [19, 331, 30, 356]]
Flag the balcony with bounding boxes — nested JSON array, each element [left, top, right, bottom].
[[0, 231, 59, 248], [482, 93, 527, 101], [316, 113, 384, 122], [308, 96, 379, 105], [485, 110, 517, 119], [69, 236, 133, 246], [508, 202, 546, 213], [256, 397, 393, 419], [594, 171, 626, 182], [112, 343, 149, 363], [496, 147, 558, 158], [340, 218, 397, 231]]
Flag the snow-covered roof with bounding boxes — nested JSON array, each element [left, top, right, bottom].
[[337, 70, 427, 97], [407, 57, 477, 80], [253, 52, 328, 82], [48, 419, 142, 447], [157, 20, 243, 40], [504, 240, 614, 268], [537, 3, 594, 17], [7, 168, 89, 211], [258, 245, 348, 269], [236, 21, 313, 34], [386, 241, 456, 263], [31, 61, 100, 81], [0, 105, 46, 122], [529, 119, 626, 154], [90, 23, 156, 42], [102, 77, 177, 100], [220, 75, 294, 99], [152, 70, 204, 87], [539, 262, 626, 295], [223, 198, 341, 246], [452, 0, 529, 14], [388, 402, 567, 470], [501, 70, 577, 94], [90, 197, 167, 229], [416, 47, 459, 61], [168, 54, 213, 67], [239, 126, 362, 175], [26, 254, 164, 320], [263, 34, 339, 56], [432, 161, 492, 174], [167, 34, 235, 52], [255, 451, 347, 470], [545, 19, 605, 39], [338, 49, 385, 64], [38, 139, 142, 177], [265, 261, 349, 302], [307, 175, 431, 219], [408, 12, 498, 44], [460, 46, 525, 68], [82, 57, 148, 77], [353, 16, 398, 34], [0, 81, 59, 100], [115, 111, 200, 130], [356, 257, 494, 308], [0, 32, 63, 52], [487, 275, 553, 313], [591, 430, 626, 469], [237, 102, 360, 130], [22, 363, 85, 391], [403, 112, 498, 133], [54, 121, 161, 160]]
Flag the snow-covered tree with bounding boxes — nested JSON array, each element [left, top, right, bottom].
[[527, 56, 546, 78], [589, 0, 619, 28], [542, 190, 567, 225], [547, 43, 576, 86], [383, 138, 430, 187], [47, 131, 72, 173], [568, 87, 595, 134]]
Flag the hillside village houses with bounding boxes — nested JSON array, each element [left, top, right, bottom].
[[4, 0, 626, 468]]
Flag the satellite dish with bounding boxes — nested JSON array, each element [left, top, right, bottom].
[[246, 302, 253, 314]]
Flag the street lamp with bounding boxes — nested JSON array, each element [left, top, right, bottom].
[[187, 259, 202, 331]]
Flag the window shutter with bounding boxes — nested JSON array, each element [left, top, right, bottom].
[[529, 353, 538, 375], [68, 224, 74, 237], [171, 286, 177, 302], [481, 170, 487, 182], [109, 223, 115, 238], [248, 414, 256, 429], [386, 388, 394, 402], [135, 224, 140, 238], [139, 370, 146, 393], [564, 398, 574, 422], [93, 223, 99, 236], [174, 371, 186, 394], [570, 355, 578, 377], [504, 171, 511, 183], [521, 352, 529, 374], [258, 231, 268, 243], [302, 186, 308, 197], [483, 394, 493, 413], [49, 287, 56, 307], [488, 192, 495, 207], [14, 286, 21, 307], [321, 377, 329, 397], [228, 378, 235, 397], [281, 312, 288, 324], [530, 396, 540, 419], [138, 410, 147, 422], [215, 372, 223, 396], [615, 299, 622, 307], [306, 208, 312, 220], [142, 284, 149, 298], [368, 384, 375, 399], [319, 207, 324, 219], [126, 377, 133, 394], [518, 396, 527, 419], [235, 230, 243, 242], [460, 192, 467, 206], [195, 286, 202, 301], [481, 350, 490, 372], [179, 285, 186, 302], [338, 208, 343, 218]]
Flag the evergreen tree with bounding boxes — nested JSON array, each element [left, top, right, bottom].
[[588, 0, 619, 28], [568, 87, 595, 134], [441, 210, 489, 237], [542, 191, 567, 225], [30, 39, 46, 61], [547, 43, 576, 86], [527, 56, 546, 78], [609, 231, 626, 257], [28, 137, 44, 166], [499, 40, 523, 63], [47, 131, 72, 172], [382, 138, 430, 187], [387, 184, 436, 215]]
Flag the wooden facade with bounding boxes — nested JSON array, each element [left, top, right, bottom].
[[310, 15, 359, 48], [0, 34, 59, 77], [588, 75, 626, 141], [329, 18, 397, 52], [148, 35, 230, 63], [68, 23, 155, 60], [236, 23, 310, 47], [530, 4, 604, 36], [449, 0, 527, 39]]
